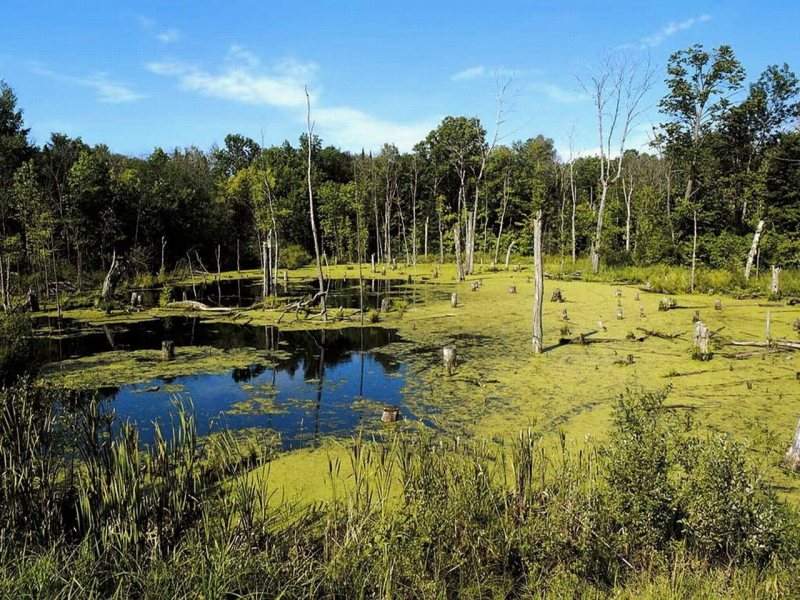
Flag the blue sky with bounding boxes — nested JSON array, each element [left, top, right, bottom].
[[1, 1, 798, 158]]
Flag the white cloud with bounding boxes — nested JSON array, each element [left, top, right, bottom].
[[149, 47, 430, 151], [640, 14, 711, 48], [156, 28, 181, 44], [530, 82, 588, 104], [32, 66, 144, 103], [147, 55, 312, 108], [315, 106, 434, 152], [451, 66, 486, 81]]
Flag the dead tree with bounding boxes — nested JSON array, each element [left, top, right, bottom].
[[100, 250, 124, 304], [786, 418, 800, 470], [771, 265, 781, 297], [532, 209, 544, 354], [581, 55, 653, 273], [744, 220, 765, 280], [305, 87, 327, 321]]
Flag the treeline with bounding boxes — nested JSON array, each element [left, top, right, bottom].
[[0, 43, 798, 299]]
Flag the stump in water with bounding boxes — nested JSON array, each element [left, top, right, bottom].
[[634, 292, 640, 301], [786, 418, 800, 471], [658, 297, 676, 311], [283, 271, 289, 286], [408, 274, 413, 284], [692, 310, 701, 323], [692, 321, 711, 361], [560, 324, 571, 337], [451, 293, 458, 308], [561, 308, 569, 321], [442, 345, 457, 375], [508, 285, 517, 294], [771, 265, 781, 297], [793, 318, 800, 334], [161, 340, 175, 361], [550, 288, 564, 303], [616, 307, 624, 320], [380, 297, 391, 313], [714, 299, 723, 311], [26, 288, 39, 312], [615, 288, 622, 298], [471, 281, 480, 292], [381, 406, 400, 423]]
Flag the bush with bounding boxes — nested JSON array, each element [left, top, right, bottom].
[[279, 244, 311, 269]]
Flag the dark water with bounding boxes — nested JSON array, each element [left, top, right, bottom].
[[35, 320, 414, 448], [135, 276, 450, 309]]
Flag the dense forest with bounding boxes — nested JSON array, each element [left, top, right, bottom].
[[1, 43, 799, 305]]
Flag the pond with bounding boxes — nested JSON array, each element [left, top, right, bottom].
[[35, 319, 417, 448], [133, 276, 451, 309]]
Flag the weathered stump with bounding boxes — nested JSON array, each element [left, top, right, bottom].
[[771, 265, 781, 297], [785, 417, 800, 471], [639, 306, 646, 319], [714, 299, 723, 311], [508, 285, 517, 294], [692, 310, 701, 323], [634, 292, 640, 301], [381, 406, 400, 423], [371, 253, 376, 273], [692, 321, 711, 361], [380, 297, 391, 313], [615, 288, 622, 298], [471, 281, 480, 292], [26, 289, 39, 312], [161, 340, 175, 361], [561, 308, 569, 321], [616, 307, 624, 320], [550, 288, 564, 302], [451, 293, 458, 308], [442, 345, 457, 375]]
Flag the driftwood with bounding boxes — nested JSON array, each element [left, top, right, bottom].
[[167, 300, 233, 313], [730, 340, 800, 351]]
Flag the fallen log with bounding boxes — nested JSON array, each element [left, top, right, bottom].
[[167, 300, 233, 313], [730, 340, 800, 351]]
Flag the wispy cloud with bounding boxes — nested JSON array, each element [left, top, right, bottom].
[[451, 65, 529, 82], [147, 50, 314, 108], [451, 66, 487, 81], [156, 28, 181, 44], [137, 15, 182, 44], [529, 81, 588, 104], [32, 65, 145, 103], [149, 46, 432, 151], [640, 14, 711, 47]]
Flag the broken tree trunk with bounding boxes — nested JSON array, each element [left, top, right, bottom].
[[505, 240, 516, 271], [692, 320, 711, 360], [161, 340, 175, 361], [744, 220, 765, 280], [442, 345, 457, 375], [786, 418, 800, 470], [532, 210, 544, 354], [771, 265, 781, 297], [100, 250, 122, 304]]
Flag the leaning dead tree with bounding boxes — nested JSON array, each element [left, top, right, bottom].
[[305, 86, 327, 321], [582, 55, 653, 274], [744, 220, 765, 280], [100, 250, 124, 304]]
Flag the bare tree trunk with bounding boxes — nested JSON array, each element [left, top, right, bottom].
[[744, 219, 765, 280], [623, 175, 634, 253], [690, 208, 698, 293], [424, 216, 429, 259], [505, 240, 516, 270], [493, 171, 510, 266], [305, 87, 327, 321], [532, 210, 544, 354], [570, 163, 577, 264], [453, 225, 463, 281]]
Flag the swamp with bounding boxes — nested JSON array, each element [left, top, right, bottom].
[[2, 12, 800, 597]]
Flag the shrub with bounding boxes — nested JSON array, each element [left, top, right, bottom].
[[279, 244, 311, 269]]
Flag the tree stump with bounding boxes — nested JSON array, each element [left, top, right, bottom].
[[161, 340, 175, 361], [550, 288, 564, 302], [771, 265, 781, 297], [380, 297, 391, 313], [634, 292, 640, 301], [692, 321, 711, 360], [26, 289, 39, 312], [714, 299, 723, 311], [508, 285, 517, 294], [471, 281, 480, 292], [381, 406, 400, 423], [616, 307, 624, 320], [451, 293, 458, 308], [615, 288, 622, 298], [442, 345, 457, 375], [785, 417, 800, 470], [692, 310, 701, 323], [561, 308, 569, 321], [639, 306, 646, 319]]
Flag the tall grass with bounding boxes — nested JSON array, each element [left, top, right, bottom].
[[1, 381, 799, 597]]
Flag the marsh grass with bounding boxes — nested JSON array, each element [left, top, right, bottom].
[[2, 381, 799, 598]]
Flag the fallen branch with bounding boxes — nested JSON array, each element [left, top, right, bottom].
[[730, 340, 800, 351], [636, 327, 685, 340], [167, 300, 233, 313]]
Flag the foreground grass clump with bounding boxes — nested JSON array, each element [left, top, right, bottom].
[[2, 380, 799, 598]]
